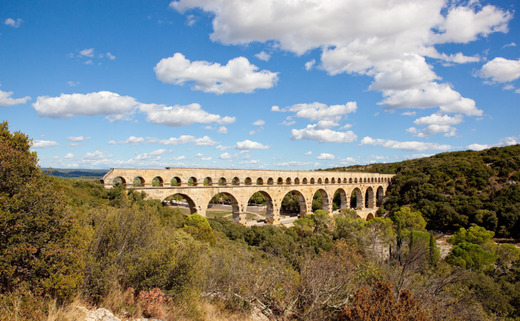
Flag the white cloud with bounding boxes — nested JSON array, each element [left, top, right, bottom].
[[255, 51, 270, 61], [139, 102, 235, 127], [217, 126, 228, 134], [291, 124, 357, 143], [68, 136, 90, 142], [276, 161, 316, 167], [253, 119, 265, 126], [503, 42, 516, 48], [305, 59, 315, 71], [219, 152, 235, 160], [436, 5, 511, 44], [106, 52, 116, 60], [79, 48, 95, 58], [196, 153, 212, 161], [109, 136, 145, 145], [84, 150, 110, 160], [67, 81, 80, 87], [32, 140, 58, 148], [4, 18, 23, 28], [33, 91, 138, 120], [317, 153, 335, 160], [467, 143, 490, 151], [0, 89, 31, 107], [360, 136, 451, 151], [154, 52, 278, 94], [339, 157, 357, 165], [64, 153, 74, 159], [171, 0, 510, 115], [304, 151, 312, 156], [478, 57, 520, 83], [275, 101, 357, 122], [151, 135, 217, 146], [401, 111, 416, 116], [135, 149, 168, 160], [235, 139, 270, 150], [408, 113, 463, 137]]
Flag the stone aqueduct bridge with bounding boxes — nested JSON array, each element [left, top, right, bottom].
[[101, 168, 394, 224]]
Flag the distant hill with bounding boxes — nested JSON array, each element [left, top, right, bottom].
[[326, 145, 520, 238], [42, 168, 108, 179]]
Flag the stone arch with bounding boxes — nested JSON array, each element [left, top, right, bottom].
[[280, 190, 307, 217], [171, 176, 181, 186], [350, 187, 363, 210], [318, 178, 323, 184], [302, 178, 308, 184], [164, 193, 197, 214], [349, 178, 353, 183], [218, 177, 227, 186], [277, 177, 284, 185], [133, 176, 145, 187], [366, 213, 375, 220], [354, 178, 357, 183], [333, 188, 348, 211], [310, 178, 315, 184], [267, 177, 274, 185], [365, 187, 375, 208], [204, 177, 212, 186], [256, 177, 264, 185], [294, 177, 300, 184], [245, 177, 253, 185], [376, 186, 385, 207], [247, 190, 275, 224], [325, 178, 329, 184], [188, 176, 197, 186], [152, 176, 164, 187], [208, 191, 239, 219], [314, 188, 330, 212], [113, 176, 126, 186], [232, 177, 240, 185], [338, 177, 342, 184], [364, 178, 367, 183], [286, 177, 292, 184]]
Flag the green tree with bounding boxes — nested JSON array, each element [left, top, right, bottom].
[[0, 122, 85, 301], [392, 206, 427, 232]]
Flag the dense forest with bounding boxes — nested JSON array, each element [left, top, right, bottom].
[[327, 145, 520, 238], [1, 122, 520, 320]]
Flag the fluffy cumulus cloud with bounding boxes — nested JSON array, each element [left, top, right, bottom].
[[317, 153, 335, 160], [235, 139, 270, 150], [32, 91, 235, 127], [0, 89, 31, 107], [33, 91, 138, 120], [274, 101, 357, 123], [361, 136, 451, 151], [407, 113, 463, 137], [32, 140, 58, 148], [467, 143, 490, 151], [139, 103, 235, 127], [478, 57, 520, 83], [68, 136, 90, 142], [171, 0, 510, 115], [154, 53, 278, 94], [291, 125, 357, 143]]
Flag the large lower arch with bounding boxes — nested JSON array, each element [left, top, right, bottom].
[[333, 188, 348, 211], [376, 186, 385, 206], [350, 188, 363, 210], [313, 189, 330, 213], [365, 187, 375, 208], [247, 191, 275, 224], [280, 190, 307, 217], [164, 193, 197, 214], [207, 191, 240, 222]]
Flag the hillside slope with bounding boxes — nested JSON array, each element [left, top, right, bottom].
[[327, 145, 520, 238]]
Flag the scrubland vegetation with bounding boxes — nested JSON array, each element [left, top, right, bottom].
[[1, 121, 520, 320]]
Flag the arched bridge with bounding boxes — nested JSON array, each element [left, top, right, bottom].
[[101, 168, 394, 224]]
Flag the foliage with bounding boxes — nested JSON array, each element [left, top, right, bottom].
[[446, 242, 496, 270], [0, 122, 86, 302], [392, 206, 427, 232], [341, 281, 430, 321], [183, 213, 216, 244], [328, 144, 520, 237]]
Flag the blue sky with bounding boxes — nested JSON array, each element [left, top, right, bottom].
[[1, 0, 519, 170]]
